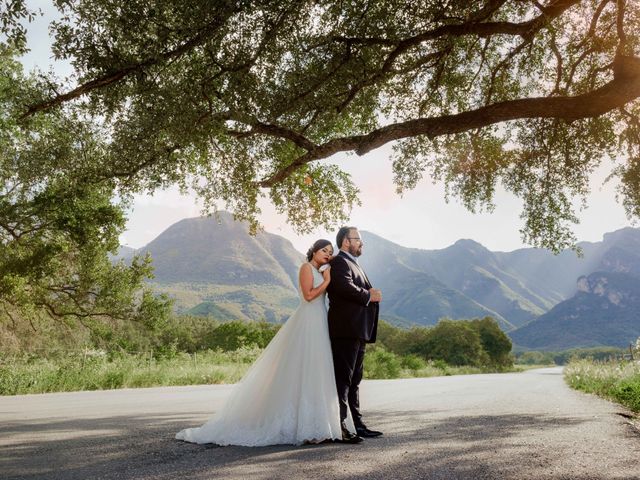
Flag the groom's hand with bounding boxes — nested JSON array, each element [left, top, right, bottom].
[[369, 288, 382, 302]]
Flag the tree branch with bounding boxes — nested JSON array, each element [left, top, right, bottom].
[[332, 0, 580, 48], [1, 301, 18, 330], [468, 0, 510, 22], [21, 7, 242, 118], [258, 54, 640, 187], [550, 34, 564, 94], [22, 1, 582, 119], [107, 144, 182, 181], [616, 0, 628, 55], [584, 0, 613, 43], [227, 121, 316, 151]]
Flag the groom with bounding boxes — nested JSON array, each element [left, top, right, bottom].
[[327, 226, 382, 443]]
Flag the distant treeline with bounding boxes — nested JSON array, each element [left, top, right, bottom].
[[145, 315, 515, 368], [514, 347, 630, 366], [2, 308, 512, 369], [376, 317, 513, 367], [4, 304, 630, 370]]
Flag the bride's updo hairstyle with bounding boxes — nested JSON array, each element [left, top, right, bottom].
[[306, 239, 332, 262]]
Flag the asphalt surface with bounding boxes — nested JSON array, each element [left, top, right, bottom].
[[1, 367, 639, 480]]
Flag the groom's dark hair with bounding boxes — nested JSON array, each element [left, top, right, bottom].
[[336, 226, 357, 249]]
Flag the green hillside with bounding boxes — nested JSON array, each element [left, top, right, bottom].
[[151, 283, 299, 323], [142, 212, 302, 288]]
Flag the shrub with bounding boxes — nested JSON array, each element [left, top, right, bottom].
[[203, 320, 280, 351], [515, 350, 555, 365], [613, 379, 640, 412], [412, 319, 489, 366], [364, 346, 402, 379], [472, 317, 513, 366], [401, 354, 427, 371], [431, 359, 449, 371]]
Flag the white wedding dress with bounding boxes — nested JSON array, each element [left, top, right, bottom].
[[176, 264, 350, 446]]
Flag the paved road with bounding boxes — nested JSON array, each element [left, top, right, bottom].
[[1, 367, 638, 480]]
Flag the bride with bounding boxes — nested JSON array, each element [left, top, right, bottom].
[[175, 239, 358, 446]]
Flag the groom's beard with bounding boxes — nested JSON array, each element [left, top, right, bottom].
[[348, 244, 362, 257]]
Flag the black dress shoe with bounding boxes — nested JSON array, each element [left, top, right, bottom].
[[356, 426, 383, 438], [336, 422, 363, 444]]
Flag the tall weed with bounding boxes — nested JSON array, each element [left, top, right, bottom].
[[565, 359, 640, 413]]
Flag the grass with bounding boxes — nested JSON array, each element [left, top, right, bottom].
[[564, 359, 640, 413], [512, 364, 557, 371], [0, 348, 261, 396], [0, 345, 523, 396]]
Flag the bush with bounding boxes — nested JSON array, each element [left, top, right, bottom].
[[430, 359, 449, 371], [377, 320, 431, 356], [156, 315, 215, 352], [378, 316, 514, 368], [412, 319, 488, 366], [472, 317, 513, 366], [364, 346, 402, 379], [614, 380, 640, 412], [203, 320, 281, 351], [515, 350, 555, 365], [401, 354, 427, 371]]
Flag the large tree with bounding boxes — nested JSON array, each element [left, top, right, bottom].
[[0, 49, 171, 351], [3, 0, 640, 251]]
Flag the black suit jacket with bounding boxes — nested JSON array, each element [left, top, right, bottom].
[[327, 251, 379, 343]]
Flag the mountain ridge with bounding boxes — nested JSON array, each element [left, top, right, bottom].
[[120, 213, 640, 348]]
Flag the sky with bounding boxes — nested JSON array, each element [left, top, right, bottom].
[[16, 2, 635, 255]]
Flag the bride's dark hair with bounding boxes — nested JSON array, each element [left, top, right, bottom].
[[306, 239, 332, 262]]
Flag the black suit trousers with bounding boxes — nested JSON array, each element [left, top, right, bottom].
[[330, 337, 366, 428]]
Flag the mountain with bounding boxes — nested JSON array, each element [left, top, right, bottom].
[[597, 227, 640, 276], [359, 233, 561, 329], [143, 213, 301, 288], [357, 233, 514, 330], [140, 213, 304, 322], [507, 227, 640, 349], [366, 227, 640, 332], [509, 271, 640, 350], [405, 239, 550, 327], [130, 214, 640, 347], [139, 215, 512, 327], [109, 245, 136, 262]]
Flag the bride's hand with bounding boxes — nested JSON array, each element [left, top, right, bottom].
[[321, 265, 331, 281]]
